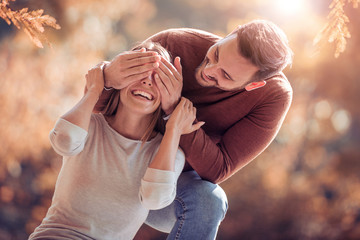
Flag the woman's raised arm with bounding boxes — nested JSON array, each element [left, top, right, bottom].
[[61, 62, 105, 131], [149, 97, 204, 171], [139, 98, 205, 209]]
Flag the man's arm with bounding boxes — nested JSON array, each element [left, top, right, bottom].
[[144, 29, 293, 184], [181, 88, 292, 184]]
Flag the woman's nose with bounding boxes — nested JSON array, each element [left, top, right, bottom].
[[141, 77, 153, 87]]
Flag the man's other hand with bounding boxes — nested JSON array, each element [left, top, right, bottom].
[[154, 56, 183, 115], [104, 49, 161, 89]]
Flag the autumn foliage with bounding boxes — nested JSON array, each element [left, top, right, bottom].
[[0, 0, 60, 48], [314, 0, 360, 57]]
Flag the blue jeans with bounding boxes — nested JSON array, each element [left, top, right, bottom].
[[145, 170, 228, 240]]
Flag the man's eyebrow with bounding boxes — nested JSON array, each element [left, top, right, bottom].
[[217, 46, 234, 81]]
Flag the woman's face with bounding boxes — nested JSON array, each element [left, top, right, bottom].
[[119, 74, 161, 115]]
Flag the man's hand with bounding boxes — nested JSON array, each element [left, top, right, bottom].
[[154, 56, 183, 115], [104, 49, 161, 89]]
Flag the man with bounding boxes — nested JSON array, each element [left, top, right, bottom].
[[96, 19, 293, 239]]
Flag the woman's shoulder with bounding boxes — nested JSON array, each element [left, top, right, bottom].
[[146, 132, 163, 145], [87, 113, 108, 135], [90, 113, 108, 125]]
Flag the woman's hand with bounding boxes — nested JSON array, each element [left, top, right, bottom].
[[149, 97, 203, 172], [103, 49, 161, 89], [166, 97, 205, 135], [61, 62, 107, 131], [85, 62, 106, 98]]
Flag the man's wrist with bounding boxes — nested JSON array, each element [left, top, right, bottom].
[[163, 105, 176, 117], [162, 113, 171, 121]]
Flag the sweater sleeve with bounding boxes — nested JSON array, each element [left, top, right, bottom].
[[180, 84, 293, 184], [139, 149, 185, 210], [49, 118, 88, 156]]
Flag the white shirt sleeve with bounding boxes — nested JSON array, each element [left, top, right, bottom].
[[49, 118, 88, 156], [139, 149, 185, 210]]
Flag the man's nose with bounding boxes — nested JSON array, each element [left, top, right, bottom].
[[204, 63, 217, 78]]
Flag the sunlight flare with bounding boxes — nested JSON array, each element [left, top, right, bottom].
[[274, 0, 306, 15]]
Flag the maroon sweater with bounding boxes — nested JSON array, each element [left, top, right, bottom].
[[98, 28, 293, 184]]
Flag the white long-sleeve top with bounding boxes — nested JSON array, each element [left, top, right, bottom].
[[29, 114, 185, 240]]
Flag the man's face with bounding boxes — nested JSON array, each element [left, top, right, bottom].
[[195, 34, 259, 91]]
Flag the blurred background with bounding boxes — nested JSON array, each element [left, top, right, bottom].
[[1, 0, 359, 239]]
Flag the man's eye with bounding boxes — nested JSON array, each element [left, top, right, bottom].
[[214, 49, 219, 61], [223, 71, 232, 80]]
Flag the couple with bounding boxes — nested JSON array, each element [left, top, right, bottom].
[[30, 19, 293, 240]]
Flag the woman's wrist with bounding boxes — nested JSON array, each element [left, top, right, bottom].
[[165, 124, 182, 137], [86, 88, 102, 101], [102, 61, 112, 88]]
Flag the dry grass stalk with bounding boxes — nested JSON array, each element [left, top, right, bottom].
[[314, 0, 360, 58], [0, 0, 61, 48], [349, 0, 359, 7]]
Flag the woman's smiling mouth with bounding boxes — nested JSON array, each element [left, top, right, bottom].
[[131, 90, 154, 101]]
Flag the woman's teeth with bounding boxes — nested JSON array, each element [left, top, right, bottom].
[[132, 90, 153, 100]]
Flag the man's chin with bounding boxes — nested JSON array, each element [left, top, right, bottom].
[[194, 68, 204, 86]]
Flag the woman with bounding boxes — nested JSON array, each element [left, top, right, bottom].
[[29, 42, 204, 240]]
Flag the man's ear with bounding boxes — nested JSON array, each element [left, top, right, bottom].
[[245, 80, 266, 91]]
